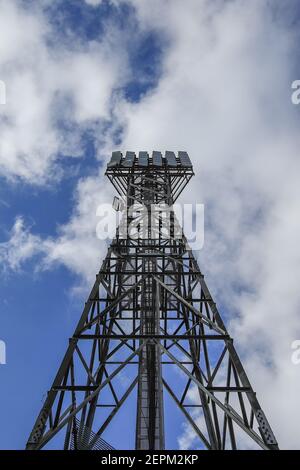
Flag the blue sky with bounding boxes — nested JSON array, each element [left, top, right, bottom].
[[1, 0, 300, 450]]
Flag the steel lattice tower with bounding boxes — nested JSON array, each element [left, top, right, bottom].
[[26, 151, 278, 450]]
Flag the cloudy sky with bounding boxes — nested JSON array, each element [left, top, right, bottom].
[[0, 0, 300, 450]]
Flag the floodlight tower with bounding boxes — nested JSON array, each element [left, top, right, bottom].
[[26, 151, 278, 450]]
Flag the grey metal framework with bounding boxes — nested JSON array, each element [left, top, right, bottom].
[[26, 151, 278, 450]]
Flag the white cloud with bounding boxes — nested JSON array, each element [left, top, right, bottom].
[[84, 0, 104, 6], [0, 0, 127, 184], [42, 173, 116, 286], [0, 217, 44, 272], [0, 174, 115, 287]]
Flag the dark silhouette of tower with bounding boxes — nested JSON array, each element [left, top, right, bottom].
[[26, 151, 278, 450]]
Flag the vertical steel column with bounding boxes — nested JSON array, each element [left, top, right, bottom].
[[135, 173, 165, 450]]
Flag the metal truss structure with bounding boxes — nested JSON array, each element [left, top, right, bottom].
[[26, 151, 278, 450]]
